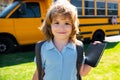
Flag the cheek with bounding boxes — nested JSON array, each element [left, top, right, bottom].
[[51, 26, 56, 35], [68, 26, 72, 34], [51, 25, 54, 30]]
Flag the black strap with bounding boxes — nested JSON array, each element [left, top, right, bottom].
[[35, 41, 45, 80], [76, 44, 83, 80]]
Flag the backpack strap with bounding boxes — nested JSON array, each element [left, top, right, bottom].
[[35, 41, 45, 80], [76, 44, 83, 80]]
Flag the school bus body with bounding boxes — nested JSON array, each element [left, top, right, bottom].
[[72, 0, 120, 42], [78, 17, 120, 41], [0, 0, 52, 53]]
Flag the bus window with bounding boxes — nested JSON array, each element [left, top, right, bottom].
[[96, 1, 105, 15], [0, 2, 19, 18], [85, 0, 94, 15], [108, 2, 118, 15], [10, 2, 40, 18], [70, 0, 82, 16]]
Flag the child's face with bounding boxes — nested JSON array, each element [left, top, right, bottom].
[[51, 15, 72, 41]]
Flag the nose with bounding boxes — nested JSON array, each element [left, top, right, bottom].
[[59, 24, 65, 30]]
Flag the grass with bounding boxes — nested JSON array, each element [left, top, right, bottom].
[[0, 51, 36, 80], [83, 42, 120, 80], [0, 42, 120, 80]]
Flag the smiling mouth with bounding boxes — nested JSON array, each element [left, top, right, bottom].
[[58, 32, 66, 34]]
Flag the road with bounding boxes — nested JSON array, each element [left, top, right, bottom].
[[105, 35, 120, 42]]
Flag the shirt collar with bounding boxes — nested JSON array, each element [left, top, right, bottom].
[[46, 40, 55, 50], [46, 40, 76, 50], [66, 41, 76, 50]]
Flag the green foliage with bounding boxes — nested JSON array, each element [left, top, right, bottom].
[[0, 42, 120, 80]]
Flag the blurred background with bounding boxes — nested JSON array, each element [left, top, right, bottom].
[[0, 0, 13, 12]]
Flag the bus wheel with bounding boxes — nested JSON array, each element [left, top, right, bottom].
[[0, 37, 15, 54], [92, 31, 105, 42]]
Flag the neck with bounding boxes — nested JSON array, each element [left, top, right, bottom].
[[53, 38, 69, 52]]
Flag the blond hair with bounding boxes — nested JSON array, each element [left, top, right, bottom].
[[40, 0, 79, 43]]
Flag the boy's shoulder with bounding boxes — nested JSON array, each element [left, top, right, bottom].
[[39, 40, 54, 50], [76, 39, 83, 47]]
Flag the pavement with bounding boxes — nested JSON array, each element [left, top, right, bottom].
[[105, 35, 120, 42]]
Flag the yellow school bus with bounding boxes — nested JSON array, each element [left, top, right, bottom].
[[0, 0, 52, 53], [0, 0, 120, 53], [70, 0, 120, 42]]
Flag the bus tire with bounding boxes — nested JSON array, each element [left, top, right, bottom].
[[92, 31, 105, 42], [0, 37, 16, 54]]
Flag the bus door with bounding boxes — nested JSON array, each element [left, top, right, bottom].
[[10, 2, 44, 45]]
